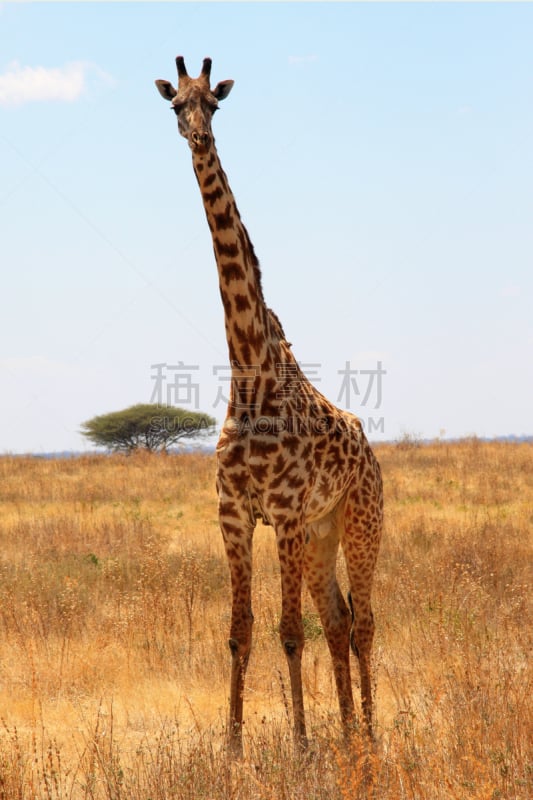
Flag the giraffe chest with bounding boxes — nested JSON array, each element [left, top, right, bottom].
[[216, 414, 364, 530]]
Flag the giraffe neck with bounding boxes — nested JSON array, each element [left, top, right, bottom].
[[192, 145, 270, 369]]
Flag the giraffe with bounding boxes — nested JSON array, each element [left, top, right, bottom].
[[155, 56, 383, 757]]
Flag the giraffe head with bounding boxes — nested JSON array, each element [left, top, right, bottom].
[[155, 56, 234, 155]]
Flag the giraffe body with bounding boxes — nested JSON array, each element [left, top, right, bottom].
[[156, 57, 383, 756]]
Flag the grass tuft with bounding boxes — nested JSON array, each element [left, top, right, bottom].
[[0, 441, 531, 798]]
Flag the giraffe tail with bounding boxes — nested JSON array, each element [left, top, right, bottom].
[[347, 590, 360, 659]]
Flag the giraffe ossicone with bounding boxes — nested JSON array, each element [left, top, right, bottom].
[[155, 56, 383, 758]]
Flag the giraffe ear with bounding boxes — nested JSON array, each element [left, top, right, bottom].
[[155, 79, 177, 101], [213, 80, 234, 101]]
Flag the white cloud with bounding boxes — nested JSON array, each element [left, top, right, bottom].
[[0, 60, 113, 107]]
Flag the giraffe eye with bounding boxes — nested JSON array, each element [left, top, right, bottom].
[[172, 104, 183, 115]]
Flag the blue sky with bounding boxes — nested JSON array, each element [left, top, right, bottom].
[[1, 2, 532, 453]]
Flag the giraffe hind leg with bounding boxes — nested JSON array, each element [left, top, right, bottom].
[[276, 524, 308, 752], [341, 473, 383, 738]]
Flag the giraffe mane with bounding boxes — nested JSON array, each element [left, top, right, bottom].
[[267, 307, 291, 345]]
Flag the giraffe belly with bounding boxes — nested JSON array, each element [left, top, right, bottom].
[[303, 481, 349, 534], [305, 506, 341, 541], [251, 464, 350, 539]]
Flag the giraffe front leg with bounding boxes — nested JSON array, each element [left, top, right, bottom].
[[228, 602, 253, 758], [220, 515, 254, 759], [276, 525, 308, 752], [303, 526, 356, 738]]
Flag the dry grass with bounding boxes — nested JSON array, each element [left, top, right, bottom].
[[0, 440, 531, 798]]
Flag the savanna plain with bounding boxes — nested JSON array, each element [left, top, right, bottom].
[[0, 439, 531, 799]]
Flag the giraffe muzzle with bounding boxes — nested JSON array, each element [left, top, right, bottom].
[[190, 130, 211, 152]]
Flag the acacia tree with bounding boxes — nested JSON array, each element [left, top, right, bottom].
[[81, 404, 216, 453]]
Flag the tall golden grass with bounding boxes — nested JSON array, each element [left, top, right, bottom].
[[0, 439, 531, 798]]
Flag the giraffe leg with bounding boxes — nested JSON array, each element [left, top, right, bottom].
[[303, 526, 356, 736], [220, 515, 254, 759], [276, 525, 308, 751], [340, 474, 383, 739]]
